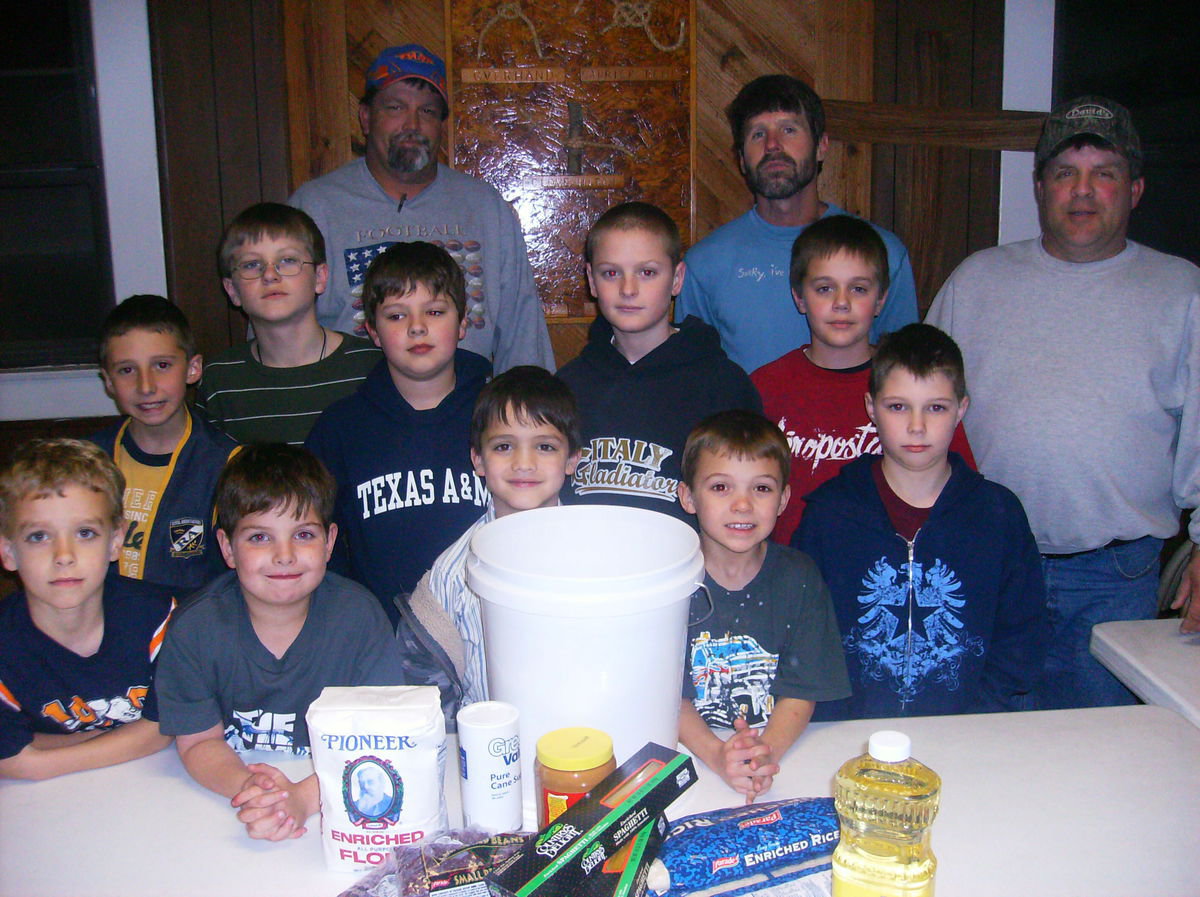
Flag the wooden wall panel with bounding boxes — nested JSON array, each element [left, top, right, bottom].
[[693, 0, 874, 242], [810, 1, 875, 219], [449, 0, 693, 319], [965, 0, 1004, 255], [872, 0, 1005, 311], [149, 0, 291, 362], [149, 0, 229, 360], [284, 0, 351, 187]]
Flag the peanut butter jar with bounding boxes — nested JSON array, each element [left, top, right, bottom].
[[534, 727, 617, 828]]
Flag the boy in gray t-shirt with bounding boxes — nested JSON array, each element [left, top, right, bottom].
[[154, 444, 404, 842], [676, 411, 849, 802]]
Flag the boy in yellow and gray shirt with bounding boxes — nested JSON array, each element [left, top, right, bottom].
[[91, 295, 238, 592]]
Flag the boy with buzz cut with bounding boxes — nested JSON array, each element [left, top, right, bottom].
[[91, 295, 239, 592], [153, 444, 404, 842], [795, 323, 1049, 720], [305, 240, 491, 625], [752, 215, 974, 545], [677, 410, 849, 802], [0, 439, 175, 780], [559, 201, 761, 524], [405, 365, 581, 713], [196, 202, 381, 446]]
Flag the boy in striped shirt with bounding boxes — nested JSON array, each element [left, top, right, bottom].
[[197, 203, 380, 445]]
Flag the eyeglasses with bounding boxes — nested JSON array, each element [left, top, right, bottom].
[[232, 257, 317, 280]]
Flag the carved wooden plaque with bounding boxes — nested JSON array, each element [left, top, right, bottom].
[[448, 0, 693, 318]]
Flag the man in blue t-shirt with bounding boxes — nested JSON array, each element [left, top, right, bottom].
[[675, 75, 918, 373]]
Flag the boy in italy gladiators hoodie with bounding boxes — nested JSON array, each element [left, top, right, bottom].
[[559, 202, 761, 524]]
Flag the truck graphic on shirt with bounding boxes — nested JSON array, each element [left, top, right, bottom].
[[689, 632, 778, 728]]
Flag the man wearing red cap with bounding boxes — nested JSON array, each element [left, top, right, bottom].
[[290, 44, 554, 373], [928, 96, 1200, 707]]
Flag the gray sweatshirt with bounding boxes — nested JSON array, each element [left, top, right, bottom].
[[928, 238, 1200, 554], [290, 160, 554, 372]]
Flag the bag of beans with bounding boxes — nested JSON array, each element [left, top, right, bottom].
[[308, 685, 448, 872]]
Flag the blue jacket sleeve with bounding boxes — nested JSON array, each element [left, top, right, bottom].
[[973, 497, 1050, 712]]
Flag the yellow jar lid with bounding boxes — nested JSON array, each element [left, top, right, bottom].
[[536, 727, 614, 771]]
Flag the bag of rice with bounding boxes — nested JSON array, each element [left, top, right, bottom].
[[647, 798, 839, 897], [308, 685, 448, 872]]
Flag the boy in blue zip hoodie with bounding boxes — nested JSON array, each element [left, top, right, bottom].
[[794, 323, 1048, 719], [305, 241, 490, 625], [91, 295, 239, 592]]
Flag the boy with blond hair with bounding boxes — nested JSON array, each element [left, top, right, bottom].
[[559, 201, 760, 524], [752, 215, 973, 544], [306, 241, 491, 624], [0, 439, 175, 780], [153, 444, 404, 841], [405, 365, 581, 714], [197, 202, 381, 446], [677, 410, 849, 801], [795, 324, 1048, 719]]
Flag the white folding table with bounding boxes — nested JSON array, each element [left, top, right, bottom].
[[1090, 617, 1200, 728], [2, 705, 1196, 897]]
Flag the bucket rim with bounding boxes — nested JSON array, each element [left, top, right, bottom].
[[467, 504, 701, 586]]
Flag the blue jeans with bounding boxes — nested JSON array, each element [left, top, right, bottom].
[[1039, 536, 1161, 710]]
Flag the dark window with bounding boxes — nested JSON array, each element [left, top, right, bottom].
[[0, 0, 113, 368]]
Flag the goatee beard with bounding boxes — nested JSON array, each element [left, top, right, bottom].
[[387, 134, 434, 174], [749, 153, 816, 200]]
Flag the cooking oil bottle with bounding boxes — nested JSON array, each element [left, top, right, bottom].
[[832, 730, 941, 897]]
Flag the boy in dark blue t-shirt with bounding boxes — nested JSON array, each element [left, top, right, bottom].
[[677, 410, 849, 801], [0, 439, 175, 780]]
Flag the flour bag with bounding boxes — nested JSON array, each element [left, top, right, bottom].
[[307, 685, 448, 872]]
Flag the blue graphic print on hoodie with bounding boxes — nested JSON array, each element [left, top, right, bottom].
[[794, 453, 1049, 720]]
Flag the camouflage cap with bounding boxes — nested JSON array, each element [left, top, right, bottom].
[[1035, 95, 1142, 170]]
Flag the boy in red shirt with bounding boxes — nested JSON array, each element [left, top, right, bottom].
[[752, 216, 973, 543]]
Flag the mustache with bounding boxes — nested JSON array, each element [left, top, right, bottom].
[[756, 152, 796, 171], [388, 131, 433, 150]]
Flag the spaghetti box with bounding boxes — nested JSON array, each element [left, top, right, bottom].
[[576, 814, 667, 897], [487, 743, 695, 897]]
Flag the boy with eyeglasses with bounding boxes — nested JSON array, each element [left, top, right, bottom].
[[196, 202, 381, 445]]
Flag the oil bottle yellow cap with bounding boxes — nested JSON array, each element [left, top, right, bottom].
[[536, 727, 614, 771]]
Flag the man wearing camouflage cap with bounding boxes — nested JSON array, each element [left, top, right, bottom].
[[927, 95, 1200, 707], [290, 45, 553, 372]]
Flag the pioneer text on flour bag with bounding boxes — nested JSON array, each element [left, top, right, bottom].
[[307, 685, 448, 872]]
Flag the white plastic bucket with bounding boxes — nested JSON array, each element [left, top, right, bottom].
[[465, 504, 703, 829]]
